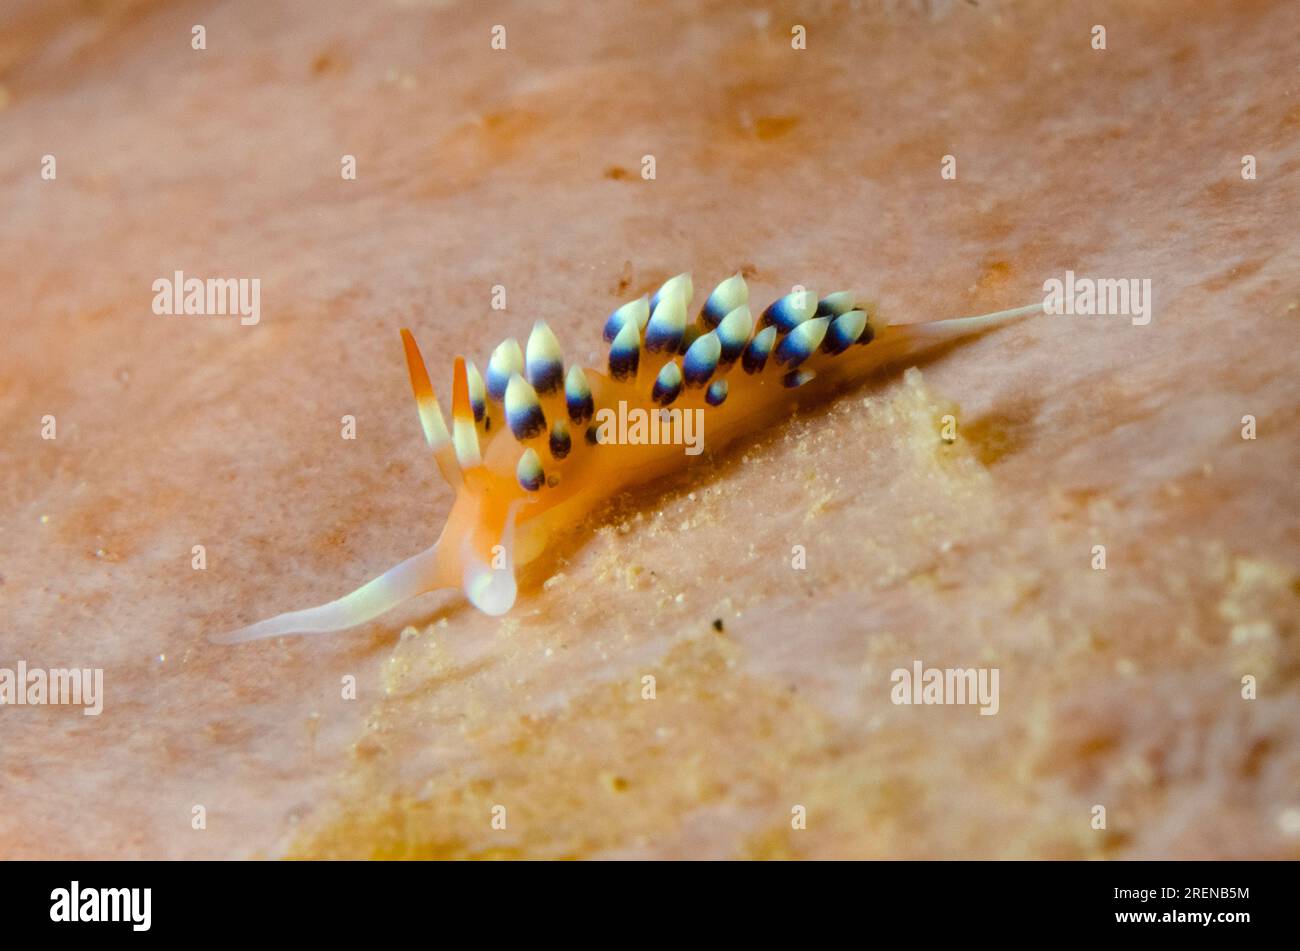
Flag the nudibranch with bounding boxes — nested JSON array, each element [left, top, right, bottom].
[[217, 274, 1040, 643]]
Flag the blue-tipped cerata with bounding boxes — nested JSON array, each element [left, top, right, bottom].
[[822, 310, 867, 355], [742, 325, 777, 374], [705, 379, 729, 406], [775, 316, 829, 367], [466, 360, 487, 422], [715, 305, 753, 365], [762, 290, 816, 333], [651, 361, 684, 405], [565, 365, 594, 424], [504, 372, 547, 440], [608, 318, 641, 381], [649, 273, 692, 315], [516, 447, 545, 491], [525, 320, 564, 394], [644, 294, 687, 353], [682, 330, 721, 386], [486, 338, 524, 401], [548, 419, 571, 460], [816, 291, 856, 318], [701, 274, 748, 328], [603, 296, 649, 343]]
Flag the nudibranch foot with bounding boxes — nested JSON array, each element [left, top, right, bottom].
[[215, 272, 1040, 644]]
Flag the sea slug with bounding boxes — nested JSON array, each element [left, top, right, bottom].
[[217, 273, 1039, 643]]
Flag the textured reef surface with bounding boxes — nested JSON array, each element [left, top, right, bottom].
[[1, 0, 1296, 858]]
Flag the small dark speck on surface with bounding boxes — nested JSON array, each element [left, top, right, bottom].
[[613, 259, 633, 294]]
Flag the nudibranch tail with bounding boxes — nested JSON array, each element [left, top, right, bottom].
[[216, 271, 1041, 644], [895, 302, 1044, 338]]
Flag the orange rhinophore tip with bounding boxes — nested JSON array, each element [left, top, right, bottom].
[[400, 328, 460, 487]]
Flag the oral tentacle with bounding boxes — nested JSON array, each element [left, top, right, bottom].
[[214, 539, 449, 643]]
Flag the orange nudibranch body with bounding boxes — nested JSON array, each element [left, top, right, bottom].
[[216, 272, 1039, 644]]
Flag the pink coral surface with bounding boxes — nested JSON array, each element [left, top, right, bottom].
[[0, 0, 1296, 858]]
